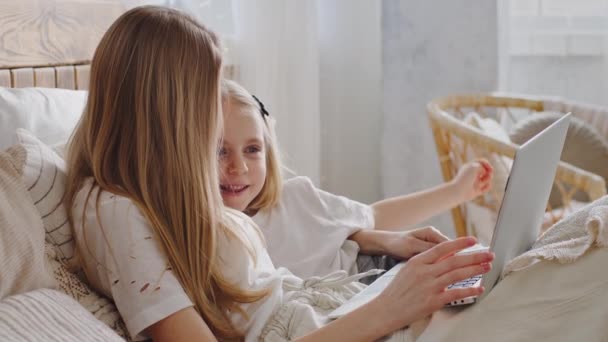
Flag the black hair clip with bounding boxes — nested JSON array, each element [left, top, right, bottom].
[[252, 95, 270, 118]]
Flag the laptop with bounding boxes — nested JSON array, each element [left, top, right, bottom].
[[328, 113, 571, 318]]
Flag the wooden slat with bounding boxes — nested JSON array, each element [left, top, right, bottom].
[[75, 64, 90, 90], [34, 67, 56, 88], [11, 68, 34, 87], [56, 65, 75, 89], [0, 69, 9, 87]]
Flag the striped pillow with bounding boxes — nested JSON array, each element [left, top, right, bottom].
[[0, 289, 124, 341], [16, 129, 77, 270]]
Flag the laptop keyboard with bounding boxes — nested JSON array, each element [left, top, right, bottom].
[[447, 274, 482, 289]]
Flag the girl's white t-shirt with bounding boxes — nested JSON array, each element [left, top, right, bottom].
[[252, 176, 375, 279], [72, 179, 296, 341]]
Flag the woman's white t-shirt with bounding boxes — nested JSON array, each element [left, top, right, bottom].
[[251, 176, 375, 279], [72, 179, 297, 341]]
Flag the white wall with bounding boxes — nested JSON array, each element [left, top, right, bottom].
[[317, 1, 383, 203], [382, 0, 498, 237]]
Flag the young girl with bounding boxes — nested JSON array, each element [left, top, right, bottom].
[[66, 6, 493, 342], [219, 79, 494, 281]]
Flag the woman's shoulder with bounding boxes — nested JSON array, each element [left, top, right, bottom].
[[74, 178, 134, 208], [72, 179, 150, 237]]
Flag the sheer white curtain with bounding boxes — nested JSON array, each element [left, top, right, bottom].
[[231, 0, 321, 183]]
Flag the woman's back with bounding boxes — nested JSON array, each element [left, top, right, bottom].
[[73, 179, 287, 340]]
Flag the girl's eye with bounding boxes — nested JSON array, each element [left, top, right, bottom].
[[218, 147, 228, 158], [245, 145, 262, 154]]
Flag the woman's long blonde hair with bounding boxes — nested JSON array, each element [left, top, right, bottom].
[[65, 6, 266, 340]]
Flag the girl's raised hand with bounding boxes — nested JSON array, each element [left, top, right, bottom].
[[452, 159, 494, 202], [372, 237, 494, 331]]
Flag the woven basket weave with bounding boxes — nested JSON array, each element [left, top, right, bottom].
[[428, 94, 607, 237]]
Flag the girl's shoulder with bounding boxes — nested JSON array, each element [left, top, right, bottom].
[[282, 176, 318, 197], [260, 176, 328, 218]]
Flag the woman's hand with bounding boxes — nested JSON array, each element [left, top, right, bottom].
[[452, 159, 494, 202], [371, 237, 494, 332]]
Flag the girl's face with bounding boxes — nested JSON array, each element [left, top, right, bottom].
[[219, 102, 267, 212]]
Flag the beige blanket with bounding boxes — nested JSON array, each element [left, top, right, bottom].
[[0, 147, 55, 299], [416, 197, 608, 342]]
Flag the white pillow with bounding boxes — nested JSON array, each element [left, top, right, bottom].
[[0, 87, 87, 150], [467, 112, 511, 144]]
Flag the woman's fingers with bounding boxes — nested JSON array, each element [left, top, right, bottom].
[[416, 237, 477, 264], [432, 252, 494, 277], [435, 262, 492, 290]]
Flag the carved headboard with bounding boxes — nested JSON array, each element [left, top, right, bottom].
[[0, 0, 125, 89]]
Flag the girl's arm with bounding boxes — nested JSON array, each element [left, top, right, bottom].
[[372, 181, 463, 231], [148, 307, 217, 342], [372, 160, 493, 231]]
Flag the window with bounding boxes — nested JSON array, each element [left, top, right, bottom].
[[500, 0, 608, 105]]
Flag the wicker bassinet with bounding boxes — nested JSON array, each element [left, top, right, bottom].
[[428, 94, 607, 237]]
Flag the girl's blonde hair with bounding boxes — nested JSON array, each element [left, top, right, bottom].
[[65, 6, 266, 340], [221, 80, 283, 214]]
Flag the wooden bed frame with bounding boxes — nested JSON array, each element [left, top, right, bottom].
[[0, 0, 236, 89], [0, 0, 125, 90]]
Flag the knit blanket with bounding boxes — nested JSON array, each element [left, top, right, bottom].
[[503, 195, 608, 276]]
